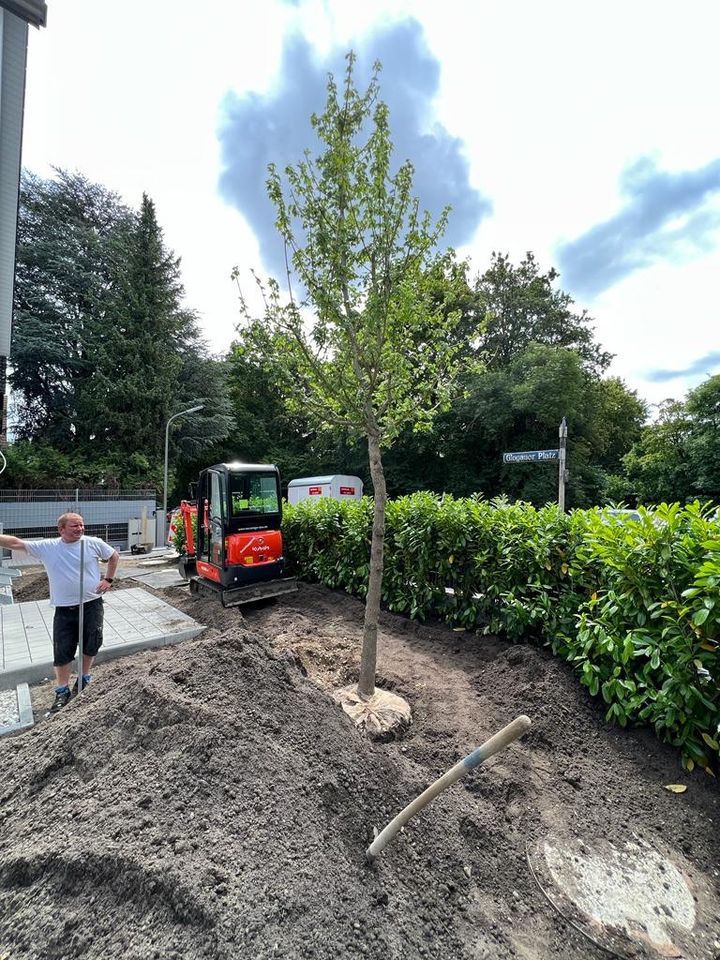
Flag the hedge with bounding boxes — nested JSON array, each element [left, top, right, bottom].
[[282, 495, 720, 773]]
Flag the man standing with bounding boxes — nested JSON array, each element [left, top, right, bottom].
[[0, 513, 119, 712]]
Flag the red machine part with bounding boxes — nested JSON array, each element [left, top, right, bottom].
[[180, 501, 198, 555], [196, 560, 221, 582], [226, 530, 283, 566], [179, 501, 282, 573]]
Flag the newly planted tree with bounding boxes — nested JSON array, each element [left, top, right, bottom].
[[244, 54, 467, 733]]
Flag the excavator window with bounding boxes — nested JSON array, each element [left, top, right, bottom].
[[229, 471, 279, 517]]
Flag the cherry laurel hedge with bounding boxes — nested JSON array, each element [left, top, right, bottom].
[[282, 495, 720, 773]]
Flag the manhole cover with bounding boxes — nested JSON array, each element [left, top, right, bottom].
[[528, 830, 720, 959]]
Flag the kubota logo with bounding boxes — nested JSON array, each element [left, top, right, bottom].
[[252, 544, 271, 552]]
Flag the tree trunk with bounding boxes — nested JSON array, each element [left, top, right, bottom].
[[358, 431, 387, 699]]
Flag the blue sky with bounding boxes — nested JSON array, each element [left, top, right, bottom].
[[20, 0, 720, 409]]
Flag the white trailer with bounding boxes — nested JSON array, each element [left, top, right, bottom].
[[287, 475, 363, 506]]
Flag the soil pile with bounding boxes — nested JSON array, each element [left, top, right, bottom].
[[1, 580, 718, 960]]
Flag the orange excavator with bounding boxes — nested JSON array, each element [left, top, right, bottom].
[[178, 461, 297, 607]]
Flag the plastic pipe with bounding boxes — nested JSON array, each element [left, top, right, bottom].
[[366, 715, 532, 862]]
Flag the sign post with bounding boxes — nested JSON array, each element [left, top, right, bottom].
[[558, 417, 568, 513], [502, 418, 568, 510]]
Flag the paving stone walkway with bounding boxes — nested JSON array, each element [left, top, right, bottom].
[[0, 588, 204, 689]]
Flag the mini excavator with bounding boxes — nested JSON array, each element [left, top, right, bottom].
[[178, 461, 297, 607]]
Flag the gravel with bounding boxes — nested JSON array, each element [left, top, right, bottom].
[[0, 688, 19, 727]]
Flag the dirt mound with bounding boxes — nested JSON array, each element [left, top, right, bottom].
[[1, 581, 718, 959], [0, 623, 512, 959]]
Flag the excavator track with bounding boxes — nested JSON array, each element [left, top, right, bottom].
[[188, 575, 298, 607]]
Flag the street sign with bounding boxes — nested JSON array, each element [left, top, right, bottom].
[[503, 449, 559, 464]]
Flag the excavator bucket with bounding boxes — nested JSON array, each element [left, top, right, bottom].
[[178, 556, 197, 581]]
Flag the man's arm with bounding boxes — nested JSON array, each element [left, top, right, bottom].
[[105, 550, 120, 579], [0, 534, 27, 552], [96, 549, 120, 594]]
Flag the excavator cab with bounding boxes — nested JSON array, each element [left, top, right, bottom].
[[179, 462, 297, 607]]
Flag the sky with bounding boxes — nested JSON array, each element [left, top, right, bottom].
[[19, 0, 720, 411]]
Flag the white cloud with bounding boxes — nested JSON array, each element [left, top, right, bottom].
[[19, 0, 720, 401]]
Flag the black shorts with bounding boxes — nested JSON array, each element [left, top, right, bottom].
[[53, 598, 104, 666]]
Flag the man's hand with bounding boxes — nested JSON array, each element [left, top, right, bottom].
[[96, 578, 112, 594]]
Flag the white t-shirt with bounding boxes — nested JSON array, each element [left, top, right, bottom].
[[23, 536, 115, 607]]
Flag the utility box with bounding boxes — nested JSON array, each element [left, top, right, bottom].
[[287, 475, 363, 506], [128, 509, 156, 554]]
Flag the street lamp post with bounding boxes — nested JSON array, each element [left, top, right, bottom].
[[163, 405, 204, 548]]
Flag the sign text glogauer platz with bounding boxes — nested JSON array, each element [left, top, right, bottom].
[[502, 449, 560, 464]]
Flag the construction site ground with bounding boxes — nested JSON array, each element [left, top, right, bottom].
[[1, 561, 718, 960]]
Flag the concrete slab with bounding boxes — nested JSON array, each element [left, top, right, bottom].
[[114, 554, 186, 589], [130, 569, 186, 589], [0, 589, 205, 690], [0, 683, 34, 736], [529, 830, 720, 960]]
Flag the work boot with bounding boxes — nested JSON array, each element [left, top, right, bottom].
[[72, 675, 92, 696], [49, 686, 72, 713]]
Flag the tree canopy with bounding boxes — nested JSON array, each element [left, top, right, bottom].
[[6, 160, 710, 515], [623, 375, 720, 505], [7, 170, 230, 490]]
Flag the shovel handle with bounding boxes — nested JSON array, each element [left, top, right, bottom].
[[462, 715, 532, 769], [366, 715, 531, 862]]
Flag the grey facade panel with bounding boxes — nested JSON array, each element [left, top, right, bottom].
[[0, 8, 28, 357], [0, 498, 161, 548]]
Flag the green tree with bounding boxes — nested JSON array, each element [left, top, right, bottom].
[[383, 344, 645, 508], [623, 399, 692, 504], [222, 320, 320, 472], [11, 170, 133, 446], [249, 55, 467, 721], [685, 376, 720, 502], [95, 193, 231, 484], [381, 252, 639, 506], [624, 376, 720, 505], [9, 173, 230, 489], [473, 252, 613, 373]]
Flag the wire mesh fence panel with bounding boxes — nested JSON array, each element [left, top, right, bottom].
[[0, 489, 156, 502], [0, 494, 160, 549]]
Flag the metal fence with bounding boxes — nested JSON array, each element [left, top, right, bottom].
[[0, 490, 160, 550], [0, 489, 156, 502]]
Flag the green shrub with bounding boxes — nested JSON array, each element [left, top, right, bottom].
[[563, 502, 719, 772], [282, 493, 719, 771]]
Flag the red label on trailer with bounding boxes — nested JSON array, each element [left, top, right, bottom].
[[309, 486, 322, 495], [339, 487, 355, 496]]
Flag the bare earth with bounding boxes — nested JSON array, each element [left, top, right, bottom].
[[1, 567, 718, 960]]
